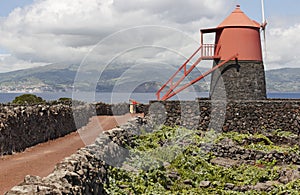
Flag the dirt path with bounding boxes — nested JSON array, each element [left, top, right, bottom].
[[0, 114, 142, 194]]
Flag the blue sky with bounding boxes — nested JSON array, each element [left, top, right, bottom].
[[238, 0, 300, 27], [0, 0, 299, 72], [0, 0, 34, 16], [239, 0, 300, 19]]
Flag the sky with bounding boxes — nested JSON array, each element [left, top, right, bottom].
[[0, 0, 299, 73]]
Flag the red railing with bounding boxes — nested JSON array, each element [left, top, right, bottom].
[[201, 44, 220, 59]]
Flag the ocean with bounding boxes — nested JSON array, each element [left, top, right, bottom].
[[0, 92, 300, 104]]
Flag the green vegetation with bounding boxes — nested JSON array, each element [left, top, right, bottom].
[[216, 131, 300, 154], [271, 129, 298, 138], [104, 126, 300, 194], [214, 131, 251, 144], [11, 94, 46, 105], [58, 97, 72, 102]]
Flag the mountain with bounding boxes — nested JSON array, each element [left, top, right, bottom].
[[0, 62, 211, 93], [265, 68, 300, 92], [0, 63, 78, 92], [0, 63, 130, 92], [0, 63, 299, 93]]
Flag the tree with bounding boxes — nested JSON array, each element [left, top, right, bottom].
[[12, 94, 46, 105]]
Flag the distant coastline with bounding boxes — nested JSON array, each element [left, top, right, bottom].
[[1, 92, 300, 104]]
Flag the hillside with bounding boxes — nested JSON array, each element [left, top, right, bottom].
[[0, 63, 299, 93], [0, 63, 210, 93], [0, 63, 78, 92], [265, 68, 300, 92]]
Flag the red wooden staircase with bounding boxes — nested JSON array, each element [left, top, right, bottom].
[[156, 44, 238, 100]]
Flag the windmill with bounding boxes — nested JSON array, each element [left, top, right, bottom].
[[156, 4, 267, 101]]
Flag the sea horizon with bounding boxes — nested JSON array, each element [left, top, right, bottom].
[[0, 92, 300, 104]]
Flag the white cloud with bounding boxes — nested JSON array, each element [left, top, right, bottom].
[[0, 0, 298, 73], [112, 0, 227, 24], [0, 0, 232, 73], [265, 23, 300, 69], [0, 54, 47, 73]]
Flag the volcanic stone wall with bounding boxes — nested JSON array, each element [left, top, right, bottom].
[[6, 118, 143, 194], [7, 99, 300, 193], [7, 105, 300, 194], [0, 102, 147, 156], [210, 61, 267, 100], [149, 99, 300, 134], [0, 103, 94, 155], [95, 102, 148, 115]]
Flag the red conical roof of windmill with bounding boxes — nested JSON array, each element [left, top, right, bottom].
[[218, 5, 260, 28]]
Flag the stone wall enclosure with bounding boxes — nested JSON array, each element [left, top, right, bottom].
[[5, 98, 300, 193], [149, 99, 300, 133]]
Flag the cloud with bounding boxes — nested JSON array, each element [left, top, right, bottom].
[[266, 23, 300, 69], [112, 0, 228, 24], [0, 0, 298, 73], [0, 54, 47, 73], [0, 0, 233, 73]]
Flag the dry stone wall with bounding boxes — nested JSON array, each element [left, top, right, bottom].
[[149, 99, 300, 134], [0, 102, 147, 156], [6, 118, 145, 194], [6, 99, 300, 194], [0, 103, 94, 155], [95, 102, 148, 116]]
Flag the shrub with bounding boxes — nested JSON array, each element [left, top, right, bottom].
[[58, 97, 72, 102], [12, 94, 46, 105]]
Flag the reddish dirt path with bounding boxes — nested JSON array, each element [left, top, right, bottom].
[[0, 114, 142, 194]]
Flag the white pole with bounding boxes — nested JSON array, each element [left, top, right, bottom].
[[261, 0, 265, 23], [261, 0, 267, 61]]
